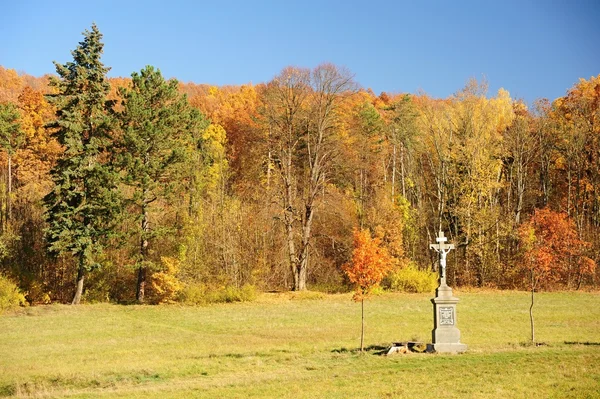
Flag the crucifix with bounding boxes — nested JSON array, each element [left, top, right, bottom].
[[430, 230, 454, 282], [429, 230, 466, 353]]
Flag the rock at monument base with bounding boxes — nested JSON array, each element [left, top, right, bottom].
[[386, 342, 435, 355], [432, 342, 468, 353], [386, 345, 408, 355]]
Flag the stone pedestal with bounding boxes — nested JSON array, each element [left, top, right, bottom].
[[431, 282, 467, 353]]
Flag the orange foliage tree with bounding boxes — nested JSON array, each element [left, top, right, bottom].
[[16, 86, 60, 186], [518, 208, 596, 342], [342, 228, 393, 351]]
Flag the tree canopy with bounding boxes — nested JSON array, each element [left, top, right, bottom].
[[0, 24, 598, 304]]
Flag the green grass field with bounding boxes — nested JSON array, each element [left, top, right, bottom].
[[1, 291, 599, 398]]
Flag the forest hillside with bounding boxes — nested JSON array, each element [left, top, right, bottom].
[[0, 25, 598, 305]]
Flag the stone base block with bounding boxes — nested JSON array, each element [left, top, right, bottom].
[[433, 342, 467, 353]]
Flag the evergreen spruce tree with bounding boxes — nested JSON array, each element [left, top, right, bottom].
[[117, 65, 205, 303], [44, 24, 120, 305]]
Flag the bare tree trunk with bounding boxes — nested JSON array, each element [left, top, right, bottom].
[[540, 145, 550, 207], [296, 260, 307, 291], [358, 169, 365, 228], [281, 142, 301, 290], [136, 266, 146, 303], [136, 202, 149, 303], [400, 143, 406, 199], [515, 162, 525, 225], [391, 144, 396, 203], [530, 269, 535, 344], [72, 258, 85, 305], [437, 158, 446, 232], [7, 154, 11, 223], [266, 124, 273, 191], [267, 149, 272, 191], [287, 222, 298, 290], [567, 168, 572, 216], [360, 298, 365, 352], [496, 222, 500, 265], [295, 203, 315, 291], [0, 177, 3, 232]]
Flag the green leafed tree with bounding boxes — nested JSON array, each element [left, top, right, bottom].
[[43, 24, 121, 305], [117, 65, 205, 303]]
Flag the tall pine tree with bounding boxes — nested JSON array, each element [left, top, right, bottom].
[[117, 65, 205, 303], [44, 24, 120, 305]]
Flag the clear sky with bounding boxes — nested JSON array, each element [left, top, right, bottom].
[[1, 0, 598, 104]]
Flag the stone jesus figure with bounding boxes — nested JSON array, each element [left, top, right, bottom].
[[438, 247, 452, 279], [430, 231, 454, 281]]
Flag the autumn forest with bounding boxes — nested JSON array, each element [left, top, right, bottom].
[[0, 25, 598, 306]]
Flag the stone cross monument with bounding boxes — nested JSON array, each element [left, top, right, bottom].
[[429, 231, 467, 353]]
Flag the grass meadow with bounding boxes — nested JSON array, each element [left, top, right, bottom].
[[1, 290, 599, 398]]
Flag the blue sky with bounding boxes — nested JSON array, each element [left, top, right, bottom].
[[1, 1, 598, 104]]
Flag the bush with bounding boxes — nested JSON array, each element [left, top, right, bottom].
[[25, 281, 52, 305], [287, 290, 325, 300], [179, 283, 257, 305], [384, 263, 437, 293], [0, 274, 27, 313], [149, 257, 184, 304]]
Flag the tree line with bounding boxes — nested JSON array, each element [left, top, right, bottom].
[[0, 25, 598, 304]]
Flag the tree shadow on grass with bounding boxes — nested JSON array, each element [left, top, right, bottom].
[[518, 341, 549, 347], [565, 341, 600, 346], [331, 344, 390, 356]]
